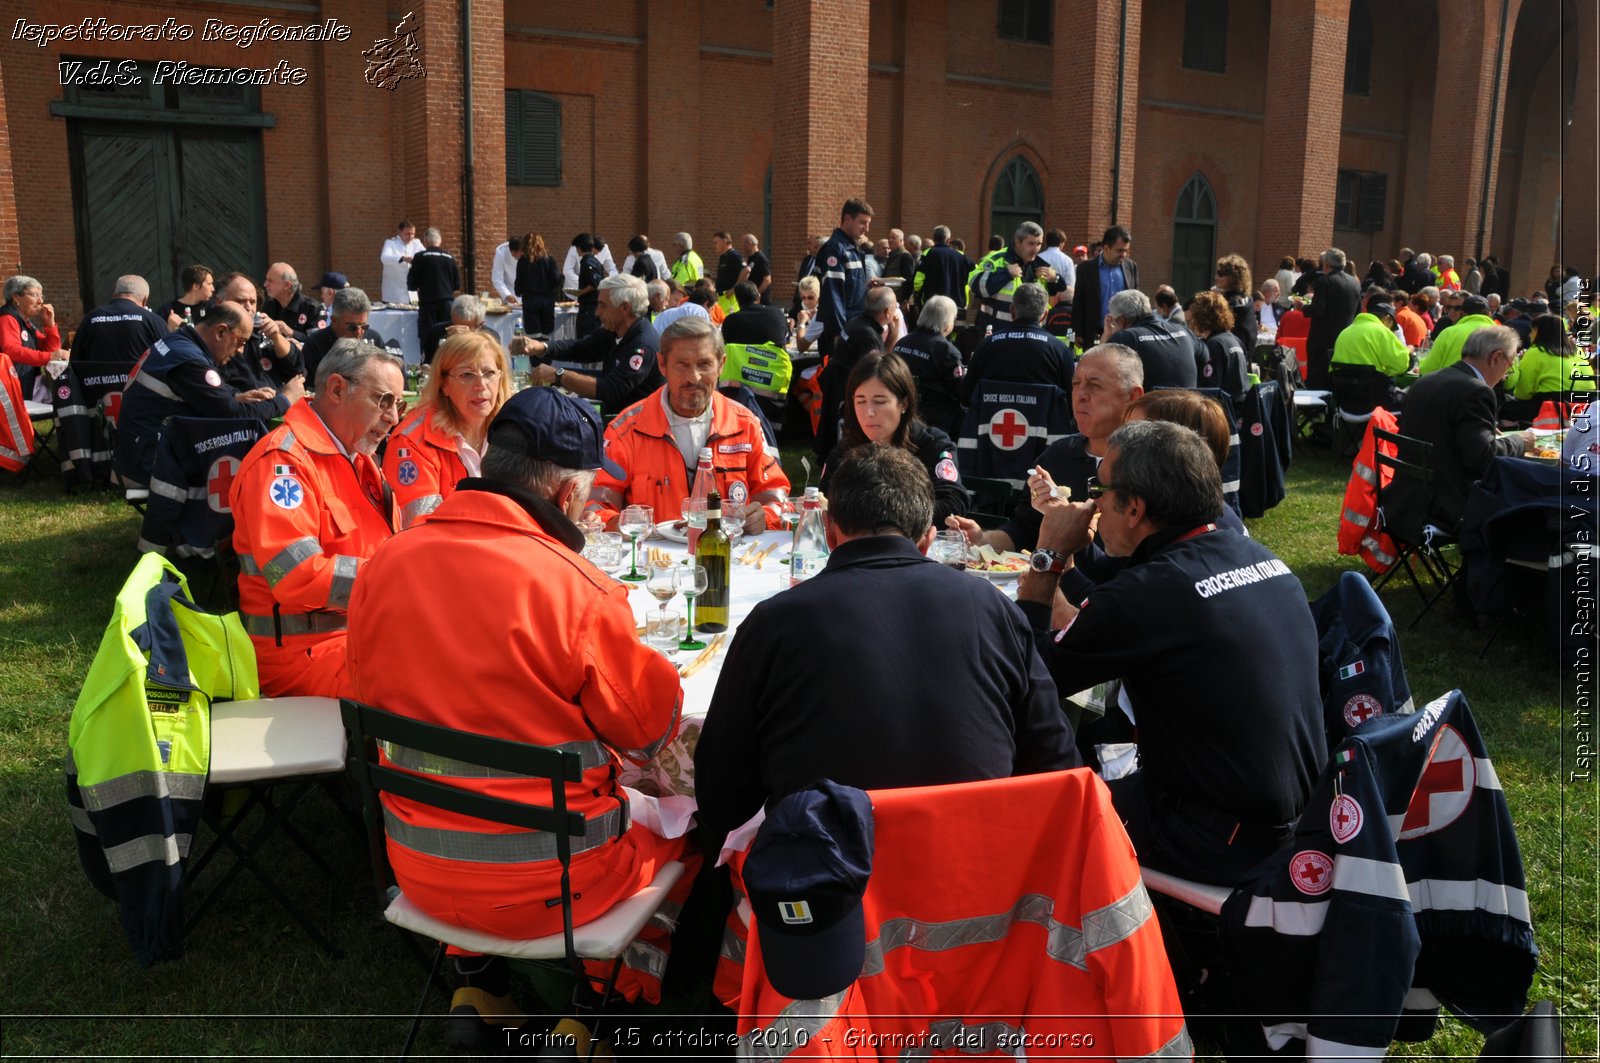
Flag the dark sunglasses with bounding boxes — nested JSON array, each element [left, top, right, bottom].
[[1086, 476, 1117, 501]]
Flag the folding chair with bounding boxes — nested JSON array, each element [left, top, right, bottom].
[[340, 698, 686, 1058], [1329, 366, 1392, 462], [1294, 389, 1332, 453], [185, 696, 348, 958], [1371, 428, 1462, 627], [24, 399, 57, 478], [963, 475, 1015, 529]]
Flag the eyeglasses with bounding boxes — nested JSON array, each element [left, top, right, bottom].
[[339, 320, 370, 333], [344, 377, 406, 414], [448, 368, 502, 387], [1086, 476, 1118, 501]]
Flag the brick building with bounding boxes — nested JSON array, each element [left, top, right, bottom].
[[0, 0, 1590, 328]]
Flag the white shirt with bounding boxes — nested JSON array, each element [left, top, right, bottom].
[[622, 249, 670, 280], [1038, 247, 1077, 291], [381, 235, 425, 304], [491, 243, 519, 302], [661, 388, 713, 471], [563, 244, 619, 290]]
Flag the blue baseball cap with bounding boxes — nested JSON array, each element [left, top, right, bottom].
[[744, 780, 874, 1001], [317, 271, 348, 291], [487, 388, 624, 478]]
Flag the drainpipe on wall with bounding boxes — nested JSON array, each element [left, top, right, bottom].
[[1109, 0, 1129, 225], [1475, 0, 1510, 261], [461, 0, 477, 293]]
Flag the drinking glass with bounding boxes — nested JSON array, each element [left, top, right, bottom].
[[777, 498, 801, 533], [931, 529, 969, 570], [722, 500, 747, 546], [646, 611, 682, 657], [582, 531, 623, 573], [645, 562, 679, 625], [681, 496, 708, 539], [618, 504, 654, 581], [676, 564, 709, 651]]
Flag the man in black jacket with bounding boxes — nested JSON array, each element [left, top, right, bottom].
[[1390, 324, 1532, 537], [300, 287, 386, 383], [721, 282, 789, 347], [694, 443, 1079, 835], [70, 275, 167, 377], [518, 274, 664, 417], [1070, 225, 1140, 346], [1396, 248, 1433, 296], [406, 227, 461, 344], [263, 262, 323, 342], [1018, 419, 1324, 885], [912, 225, 969, 310], [1103, 288, 1200, 389], [1299, 247, 1361, 388]]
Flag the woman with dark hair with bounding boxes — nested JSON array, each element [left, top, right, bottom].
[[819, 351, 970, 526], [1362, 259, 1394, 292], [1214, 253, 1257, 353], [514, 233, 560, 335], [1186, 290, 1251, 405], [1124, 390, 1246, 535], [626, 235, 660, 282], [1510, 314, 1595, 405]]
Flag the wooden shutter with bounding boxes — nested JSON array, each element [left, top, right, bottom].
[[1358, 173, 1388, 232], [75, 129, 173, 307]]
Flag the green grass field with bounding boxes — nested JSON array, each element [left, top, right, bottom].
[[0, 451, 1594, 1058]]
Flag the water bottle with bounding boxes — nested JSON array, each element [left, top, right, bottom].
[[789, 487, 830, 586], [687, 447, 715, 552]]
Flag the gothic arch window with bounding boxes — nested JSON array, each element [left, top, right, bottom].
[[1172, 173, 1217, 302], [990, 156, 1044, 246]]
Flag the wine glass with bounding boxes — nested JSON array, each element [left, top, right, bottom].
[[931, 529, 969, 570], [675, 564, 709, 651], [777, 498, 801, 534], [618, 504, 654, 582], [646, 611, 681, 657], [722, 500, 746, 547], [645, 562, 679, 626]]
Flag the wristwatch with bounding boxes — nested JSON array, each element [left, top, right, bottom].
[[553, 366, 565, 386], [1029, 548, 1069, 575]]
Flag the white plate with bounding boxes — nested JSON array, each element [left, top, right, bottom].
[[653, 520, 690, 544], [968, 566, 1024, 582]]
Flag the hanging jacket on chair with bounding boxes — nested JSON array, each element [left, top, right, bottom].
[[66, 553, 258, 966], [1337, 408, 1401, 572], [1310, 571, 1415, 749]]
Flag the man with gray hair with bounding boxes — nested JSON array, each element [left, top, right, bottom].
[[973, 219, 1066, 335], [301, 286, 386, 382], [69, 274, 166, 376], [421, 293, 486, 364], [960, 279, 1075, 407], [230, 338, 404, 697], [407, 226, 461, 345], [1104, 287, 1202, 389], [1020, 418, 1324, 885], [263, 262, 322, 342], [669, 231, 703, 287], [518, 273, 663, 416], [891, 294, 967, 436], [1393, 324, 1533, 536], [1298, 246, 1360, 387]]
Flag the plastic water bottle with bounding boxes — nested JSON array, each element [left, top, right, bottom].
[[687, 447, 715, 552], [789, 487, 829, 586]]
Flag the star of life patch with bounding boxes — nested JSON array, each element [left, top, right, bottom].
[[396, 460, 419, 486], [269, 475, 304, 510]]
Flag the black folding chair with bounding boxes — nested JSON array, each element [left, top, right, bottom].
[[964, 476, 1015, 530], [1371, 428, 1462, 627], [340, 699, 685, 1058]]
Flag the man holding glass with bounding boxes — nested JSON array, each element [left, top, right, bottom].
[[347, 387, 692, 1045], [695, 443, 1080, 836]]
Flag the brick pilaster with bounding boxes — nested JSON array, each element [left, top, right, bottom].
[[1561, 0, 1598, 283], [1050, 0, 1141, 245]]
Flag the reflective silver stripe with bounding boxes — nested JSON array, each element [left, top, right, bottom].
[[1220, 477, 1241, 494], [862, 884, 1153, 977], [135, 537, 169, 555], [327, 555, 359, 609], [238, 555, 261, 576], [1353, 460, 1377, 485], [649, 898, 683, 932], [104, 831, 193, 873], [621, 938, 668, 980], [1120, 1027, 1193, 1063], [381, 805, 623, 864], [719, 923, 746, 964], [69, 804, 98, 836], [382, 738, 610, 777], [149, 478, 202, 503], [401, 494, 443, 526], [57, 404, 91, 418], [738, 990, 849, 1063], [0, 384, 31, 462], [131, 372, 179, 400], [276, 430, 298, 452], [240, 610, 348, 637], [1344, 508, 1371, 528], [76, 769, 207, 811], [622, 691, 681, 762], [259, 536, 322, 587], [1360, 536, 1397, 566]]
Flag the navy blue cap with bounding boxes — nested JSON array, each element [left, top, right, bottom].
[[1369, 302, 1396, 321], [1461, 295, 1491, 316], [744, 780, 873, 1001], [488, 388, 624, 478], [318, 271, 348, 291]]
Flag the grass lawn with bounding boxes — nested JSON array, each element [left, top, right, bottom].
[[0, 448, 1594, 1058]]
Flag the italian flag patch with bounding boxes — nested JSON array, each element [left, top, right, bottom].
[[1334, 749, 1356, 766], [1338, 660, 1366, 680], [273, 464, 293, 476]]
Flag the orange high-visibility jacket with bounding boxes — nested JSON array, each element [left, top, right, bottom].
[[588, 388, 790, 528], [1337, 408, 1401, 573], [347, 485, 687, 997], [735, 770, 1193, 1062], [383, 404, 471, 528], [230, 400, 396, 675]]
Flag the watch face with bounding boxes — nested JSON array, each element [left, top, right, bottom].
[[1030, 550, 1056, 573]]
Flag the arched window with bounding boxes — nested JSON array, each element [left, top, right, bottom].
[[1171, 173, 1217, 303], [1344, 0, 1374, 95], [990, 156, 1044, 246]]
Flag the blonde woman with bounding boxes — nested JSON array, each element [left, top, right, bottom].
[[384, 330, 513, 527]]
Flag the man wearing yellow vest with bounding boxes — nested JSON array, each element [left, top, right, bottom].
[[669, 231, 702, 288], [1419, 294, 1497, 375]]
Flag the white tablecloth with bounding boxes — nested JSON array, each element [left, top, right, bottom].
[[368, 307, 575, 364]]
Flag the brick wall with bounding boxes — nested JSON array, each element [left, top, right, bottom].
[[0, 55, 19, 276]]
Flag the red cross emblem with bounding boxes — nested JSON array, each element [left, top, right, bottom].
[[1289, 850, 1334, 896], [1329, 793, 1363, 843], [207, 455, 241, 514], [1398, 724, 1475, 840], [1343, 693, 1383, 728], [987, 408, 1031, 451]]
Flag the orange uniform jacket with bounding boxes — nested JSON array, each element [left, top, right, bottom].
[[230, 400, 396, 696], [0, 315, 59, 473], [347, 484, 688, 997], [1337, 407, 1401, 573], [383, 405, 471, 528], [589, 389, 790, 528], [733, 770, 1192, 1062]]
